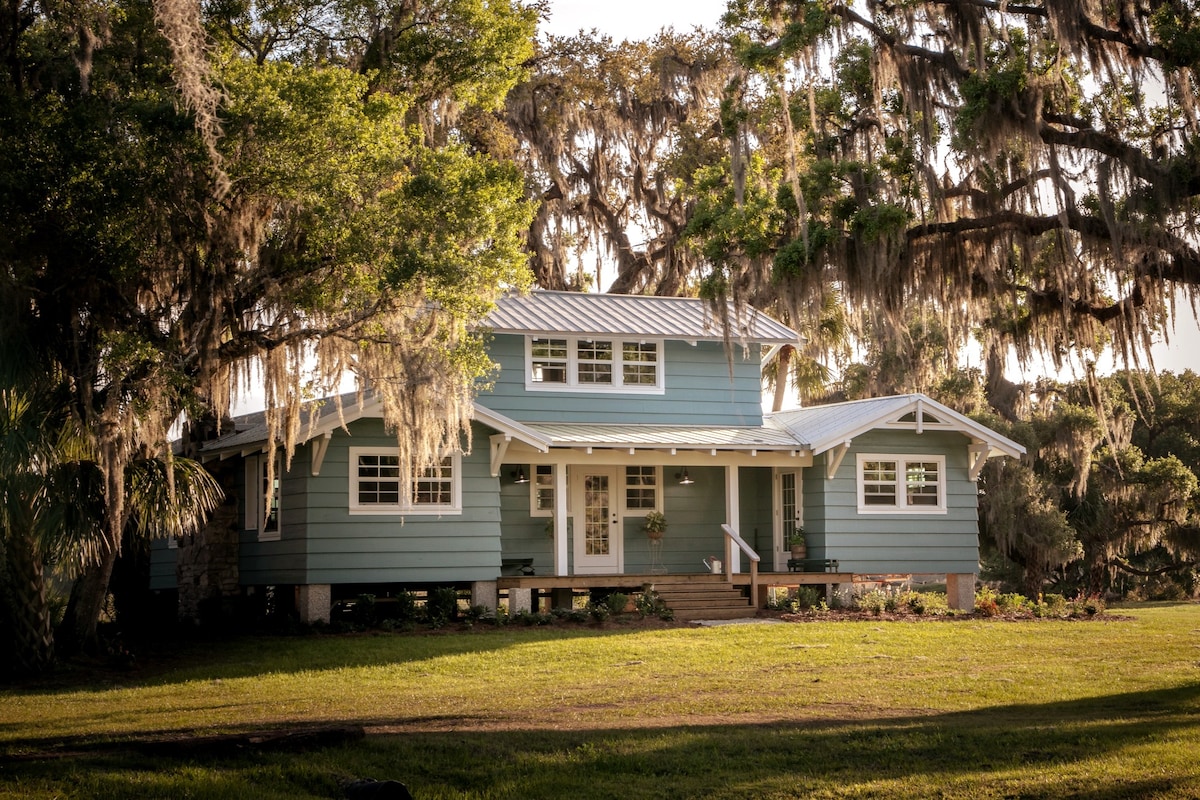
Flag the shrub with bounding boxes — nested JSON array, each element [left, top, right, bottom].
[[855, 588, 889, 615], [996, 592, 1032, 615], [427, 586, 460, 628], [514, 609, 553, 626], [795, 586, 821, 609], [897, 590, 950, 616], [635, 588, 667, 617], [604, 592, 630, 616], [351, 594, 376, 628], [1032, 593, 1068, 618], [975, 586, 1001, 616], [392, 590, 419, 624]]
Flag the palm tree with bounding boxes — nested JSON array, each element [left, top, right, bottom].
[[1, 377, 222, 676], [0, 382, 100, 676]]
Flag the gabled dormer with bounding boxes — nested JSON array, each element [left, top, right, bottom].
[[480, 290, 801, 426]]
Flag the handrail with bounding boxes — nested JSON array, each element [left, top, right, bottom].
[[720, 524, 760, 609]]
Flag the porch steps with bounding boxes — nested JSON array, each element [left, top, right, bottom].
[[649, 577, 756, 622]]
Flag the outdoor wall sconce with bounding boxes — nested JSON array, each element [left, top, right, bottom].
[[511, 467, 529, 484], [676, 469, 695, 485]]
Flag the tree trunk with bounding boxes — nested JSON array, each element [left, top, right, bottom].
[[771, 345, 794, 413], [60, 545, 118, 656], [2, 530, 55, 677], [984, 344, 1024, 422]]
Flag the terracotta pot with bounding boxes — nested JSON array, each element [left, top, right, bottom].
[[790, 544, 807, 559]]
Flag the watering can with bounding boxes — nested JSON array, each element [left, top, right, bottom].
[[702, 556, 722, 574]]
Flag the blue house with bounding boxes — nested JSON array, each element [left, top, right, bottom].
[[158, 291, 1024, 622]]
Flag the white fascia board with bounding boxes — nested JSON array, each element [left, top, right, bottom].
[[471, 403, 551, 452], [784, 394, 1026, 460]]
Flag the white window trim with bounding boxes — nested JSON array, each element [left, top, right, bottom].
[[244, 454, 282, 541], [348, 447, 462, 516], [529, 464, 555, 517], [623, 465, 662, 514], [855, 453, 947, 515], [524, 335, 665, 394]]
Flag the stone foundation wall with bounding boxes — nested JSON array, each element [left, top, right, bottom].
[[176, 497, 241, 624]]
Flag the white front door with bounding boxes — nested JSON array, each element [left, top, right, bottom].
[[573, 467, 621, 574], [774, 469, 803, 571]]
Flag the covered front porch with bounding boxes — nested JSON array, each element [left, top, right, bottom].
[[483, 409, 817, 581]]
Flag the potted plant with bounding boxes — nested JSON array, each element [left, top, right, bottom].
[[788, 528, 807, 559], [643, 510, 667, 540]]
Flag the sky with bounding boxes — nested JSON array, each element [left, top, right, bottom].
[[539, 0, 1199, 378], [540, 0, 728, 39]]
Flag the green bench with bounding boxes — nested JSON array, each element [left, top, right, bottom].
[[787, 558, 839, 573], [501, 558, 535, 576]]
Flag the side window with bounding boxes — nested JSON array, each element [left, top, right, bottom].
[[861, 460, 898, 507], [856, 454, 946, 514], [350, 448, 462, 515], [624, 466, 659, 511], [531, 464, 555, 516], [244, 453, 282, 542]]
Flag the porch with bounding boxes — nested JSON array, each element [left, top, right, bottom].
[[496, 569, 859, 621]]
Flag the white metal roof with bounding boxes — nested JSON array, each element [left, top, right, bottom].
[[484, 290, 800, 345], [198, 396, 551, 459], [767, 394, 1025, 459], [521, 421, 807, 451]]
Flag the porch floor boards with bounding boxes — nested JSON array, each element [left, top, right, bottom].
[[495, 572, 854, 591], [496, 572, 856, 621]]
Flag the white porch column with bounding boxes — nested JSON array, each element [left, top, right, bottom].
[[554, 462, 568, 576], [725, 465, 741, 573]]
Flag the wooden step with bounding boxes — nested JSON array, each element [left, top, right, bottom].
[[650, 579, 755, 620], [672, 606, 758, 622]]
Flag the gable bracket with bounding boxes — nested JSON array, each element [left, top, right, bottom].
[[489, 434, 512, 478], [968, 443, 990, 481], [825, 440, 852, 480], [310, 432, 332, 476]]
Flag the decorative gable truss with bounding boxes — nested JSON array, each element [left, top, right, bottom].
[[768, 393, 1025, 486]]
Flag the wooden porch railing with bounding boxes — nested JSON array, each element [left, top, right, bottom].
[[720, 524, 760, 608]]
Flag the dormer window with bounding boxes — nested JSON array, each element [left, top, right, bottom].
[[526, 336, 664, 393]]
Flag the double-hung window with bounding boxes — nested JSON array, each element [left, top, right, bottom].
[[624, 466, 659, 512], [244, 453, 282, 541], [350, 447, 462, 515], [530, 464, 556, 516], [526, 336, 663, 393], [856, 454, 946, 514]]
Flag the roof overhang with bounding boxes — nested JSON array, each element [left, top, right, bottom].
[[768, 394, 1026, 462]]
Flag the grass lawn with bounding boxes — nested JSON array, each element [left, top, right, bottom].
[[1, 602, 1199, 798]]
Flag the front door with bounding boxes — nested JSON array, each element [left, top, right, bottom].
[[573, 467, 621, 574], [774, 469, 803, 571]]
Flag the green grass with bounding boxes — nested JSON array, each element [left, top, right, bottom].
[[2, 603, 1199, 798]]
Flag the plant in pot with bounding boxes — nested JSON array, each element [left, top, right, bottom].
[[643, 511, 667, 540], [788, 528, 807, 559]]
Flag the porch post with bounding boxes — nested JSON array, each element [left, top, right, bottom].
[[725, 465, 741, 573], [554, 462, 568, 576]]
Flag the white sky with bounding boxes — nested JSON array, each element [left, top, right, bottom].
[[539, 0, 1199, 378], [540, 0, 727, 39]]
